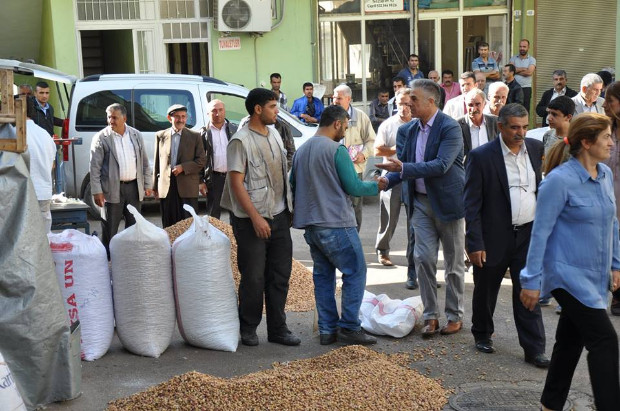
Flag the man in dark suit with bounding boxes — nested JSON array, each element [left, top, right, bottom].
[[535, 70, 578, 126], [377, 79, 466, 338], [199, 99, 237, 219], [464, 103, 549, 368], [153, 104, 206, 228], [458, 88, 499, 156]]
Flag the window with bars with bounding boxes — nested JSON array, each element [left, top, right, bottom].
[[159, 0, 212, 19], [76, 0, 149, 20]]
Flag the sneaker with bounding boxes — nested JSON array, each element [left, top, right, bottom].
[[405, 279, 419, 290], [337, 328, 377, 345], [241, 332, 259, 346], [539, 297, 552, 306], [268, 330, 301, 346], [319, 333, 337, 345]]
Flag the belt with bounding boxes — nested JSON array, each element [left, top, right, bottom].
[[213, 171, 227, 176], [120, 179, 137, 184], [512, 221, 533, 232]]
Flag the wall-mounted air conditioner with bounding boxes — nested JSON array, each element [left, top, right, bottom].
[[215, 0, 272, 33]]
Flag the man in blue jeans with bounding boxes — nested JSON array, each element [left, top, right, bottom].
[[290, 105, 387, 345]]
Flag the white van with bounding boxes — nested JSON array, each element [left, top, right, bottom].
[[66, 74, 320, 215], [0, 60, 318, 216]]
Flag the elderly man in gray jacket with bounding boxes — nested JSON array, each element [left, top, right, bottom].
[[90, 103, 152, 255]]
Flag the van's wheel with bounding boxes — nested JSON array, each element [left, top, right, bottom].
[[83, 181, 103, 220]]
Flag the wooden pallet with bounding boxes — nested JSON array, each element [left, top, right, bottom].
[[0, 69, 26, 153]]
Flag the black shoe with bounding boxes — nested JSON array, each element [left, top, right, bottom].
[[320, 333, 337, 345], [437, 283, 442, 288], [525, 353, 550, 368], [337, 328, 377, 345], [268, 330, 301, 346], [405, 279, 419, 290], [241, 332, 259, 346], [475, 339, 495, 354]]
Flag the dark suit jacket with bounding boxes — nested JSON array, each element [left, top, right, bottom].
[[153, 127, 206, 199], [386, 109, 465, 222], [457, 114, 499, 156], [464, 137, 544, 266], [535, 87, 578, 126], [32, 102, 63, 136], [200, 119, 237, 187]]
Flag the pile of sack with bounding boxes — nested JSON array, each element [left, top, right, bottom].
[[48, 205, 240, 360]]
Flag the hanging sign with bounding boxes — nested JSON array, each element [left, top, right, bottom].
[[218, 37, 241, 51], [365, 0, 404, 12]]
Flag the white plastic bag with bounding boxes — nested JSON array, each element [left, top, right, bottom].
[[0, 351, 27, 411], [359, 290, 424, 338], [110, 205, 175, 358], [172, 205, 239, 352], [48, 229, 114, 361]]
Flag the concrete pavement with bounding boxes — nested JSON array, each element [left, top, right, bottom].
[[45, 199, 616, 410]]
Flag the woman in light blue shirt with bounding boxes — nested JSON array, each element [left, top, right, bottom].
[[520, 113, 620, 411]]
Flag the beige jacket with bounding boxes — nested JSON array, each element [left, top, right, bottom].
[[344, 107, 376, 174]]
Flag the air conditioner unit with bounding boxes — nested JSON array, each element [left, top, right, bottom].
[[216, 0, 272, 33]]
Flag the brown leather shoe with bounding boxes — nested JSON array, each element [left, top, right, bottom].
[[378, 255, 394, 266], [421, 319, 439, 337], [440, 320, 463, 335]]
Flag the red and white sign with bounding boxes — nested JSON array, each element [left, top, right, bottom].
[[218, 37, 241, 51]]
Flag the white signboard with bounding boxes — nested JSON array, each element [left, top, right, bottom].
[[218, 37, 241, 51], [365, 0, 404, 12]]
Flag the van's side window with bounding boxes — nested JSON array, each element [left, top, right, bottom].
[[134, 90, 196, 131], [76, 90, 131, 131]]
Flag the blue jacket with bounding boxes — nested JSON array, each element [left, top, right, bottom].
[[290, 96, 324, 123], [387, 109, 465, 221]]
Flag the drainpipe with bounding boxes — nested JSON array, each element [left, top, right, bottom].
[[272, 0, 285, 30]]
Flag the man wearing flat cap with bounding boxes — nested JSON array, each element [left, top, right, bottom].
[[153, 104, 206, 227]]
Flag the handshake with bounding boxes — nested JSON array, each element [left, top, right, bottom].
[[375, 176, 388, 191]]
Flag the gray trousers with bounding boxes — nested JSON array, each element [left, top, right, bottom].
[[375, 184, 402, 255], [412, 194, 465, 322]]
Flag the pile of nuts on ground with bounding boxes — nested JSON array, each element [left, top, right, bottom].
[[107, 345, 448, 410], [164, 217, 316, 312]]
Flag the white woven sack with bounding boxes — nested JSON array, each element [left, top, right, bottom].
[[0, 352, 27, 411], [110, 205, 175, 358], [172, 205, 239, 352], [360, 290, 424, 338], [48, 229, 114, 361]]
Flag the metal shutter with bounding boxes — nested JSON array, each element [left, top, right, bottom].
[[534, 0, 616, 123]]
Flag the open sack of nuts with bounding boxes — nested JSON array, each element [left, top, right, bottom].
[[107, 345, 449, 411]]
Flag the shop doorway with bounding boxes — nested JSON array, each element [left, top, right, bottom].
[[167, 43, 210, 76], [80, 30, 135, 77]]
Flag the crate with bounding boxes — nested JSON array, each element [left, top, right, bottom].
[[0, 69, 26, 153]]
